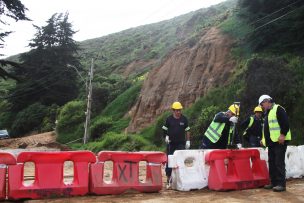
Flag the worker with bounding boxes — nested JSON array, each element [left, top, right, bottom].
[[241, 106, 263, 147], [162, 101, 190, 189], [259, 95, 291, 192], [201, 104, 241, 149]]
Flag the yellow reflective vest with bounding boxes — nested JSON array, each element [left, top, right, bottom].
[[262, 104, 291, 145], [205, 113, 233, 143]]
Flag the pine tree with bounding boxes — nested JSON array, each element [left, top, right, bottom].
[[0, 0, 29, 79], [9, 12, 81, 111]]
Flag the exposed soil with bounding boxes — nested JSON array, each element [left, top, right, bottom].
[[0, 131, 70, 152], [22, 179, 304, 203], [127, 27, 236, 132]]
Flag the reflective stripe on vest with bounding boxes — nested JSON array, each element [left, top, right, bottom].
[[227, 125, 234, 144], [243, 116, 254, 136], [204, 120, 225, 143]]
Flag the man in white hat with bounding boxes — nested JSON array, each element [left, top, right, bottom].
[[259, 95, 291, 192]]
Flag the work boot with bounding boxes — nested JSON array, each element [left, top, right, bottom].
[[264, 184, 274, 189], [273, 185, 286, 192]]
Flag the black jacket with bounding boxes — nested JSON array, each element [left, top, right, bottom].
[[162, 115, 190, 144]]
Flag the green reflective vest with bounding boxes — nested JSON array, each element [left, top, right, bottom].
[[262, 104, 291, 145], [205, 114, 233, 143]]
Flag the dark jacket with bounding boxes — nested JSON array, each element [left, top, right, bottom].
[[162, 115, 190, 144], [202, 112, 240, 149], [241, 115, 263, 147]]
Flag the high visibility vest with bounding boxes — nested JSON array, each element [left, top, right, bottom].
[[243, 116, 254, 136], [205, 115, 233, 143], [262, 104, 291, 145]]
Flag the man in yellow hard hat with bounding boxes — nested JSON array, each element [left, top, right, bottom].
[[259, 95, 291, 192], [162, 101, 190, 189], [201, 104, 241, 149], [241, 106, 263, 147]]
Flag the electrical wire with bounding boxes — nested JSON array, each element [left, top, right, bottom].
[[1, 67, 82, 99], [248, 0, 302, 26], [250, 4, 302, 33]]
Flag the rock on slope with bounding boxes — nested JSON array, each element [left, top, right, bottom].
[[127, 27, 235, 132]]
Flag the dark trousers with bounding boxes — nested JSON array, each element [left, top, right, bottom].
[[165, 142, 184, 177], [200, 136, 226, 149], [248, 135, 261, 147], [268, 143, 287, 187]]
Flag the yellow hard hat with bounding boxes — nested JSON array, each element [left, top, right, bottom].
[[254, 106, 263, 113], [171, 102, 183, 110], [228, 104, 240, 116]]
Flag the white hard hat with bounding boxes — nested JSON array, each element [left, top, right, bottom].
[[258, 95, 272, 104]]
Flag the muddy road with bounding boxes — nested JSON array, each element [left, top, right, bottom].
[[21, 179, 304, 203]]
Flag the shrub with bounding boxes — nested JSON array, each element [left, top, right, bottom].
[[56, 100, 85, 143], [11, 103, 48, 137], [82, 132, 157, 153], [90, 116, 113, 140]]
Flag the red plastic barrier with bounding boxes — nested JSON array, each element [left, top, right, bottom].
[[8, 151, 96, 200], [90, 151, 167, 195], [0, 152, 16, 200], [205, 149, 269, 191]]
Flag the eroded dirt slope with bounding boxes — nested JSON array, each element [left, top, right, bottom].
[[127, 27, 235, 132]]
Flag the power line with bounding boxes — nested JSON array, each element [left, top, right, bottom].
[[1, 66, 84, 100], [248, 0, 302, 26], [1, 73, 70, 99], [248, 5, 302, 34]]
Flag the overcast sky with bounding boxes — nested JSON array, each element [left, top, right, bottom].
[[1, 0, 225, 58]]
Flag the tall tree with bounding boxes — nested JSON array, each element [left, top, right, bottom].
[[0, 0, 29, 79], [9, 13, 81, 111]]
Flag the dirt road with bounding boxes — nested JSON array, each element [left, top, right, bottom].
[[18, 161, 304, 203], [22, 179, 304, 203]]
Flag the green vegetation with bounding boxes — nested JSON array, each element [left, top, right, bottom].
[[101, 81, 142, 119], [1, 0, 304, 151], [56, 100, 85, 143], [69, 132, 159, 153]]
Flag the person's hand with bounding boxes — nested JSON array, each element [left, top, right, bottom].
[[229, 116, 238, 124], [260, 140, 264, 147], [278, 134, 285, 144], [165, 135, 170, 144], [237, 143, 242, 149], [185, 140, 190, 149]]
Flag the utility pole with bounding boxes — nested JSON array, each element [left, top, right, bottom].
[[83, 58, 94, 144]]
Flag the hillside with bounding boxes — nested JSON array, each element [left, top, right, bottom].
[[1, 0, 304, 149], [78, 1, 235, 77], [127, 27, 235, 132]]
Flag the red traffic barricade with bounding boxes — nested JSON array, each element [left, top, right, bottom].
[[0, 152, 16, 200], [205, 149, 269, 191], [90, 151, 167, 195], [8, 151, 96, 200]]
